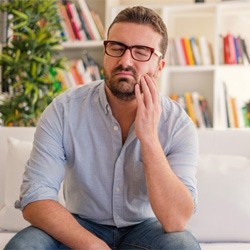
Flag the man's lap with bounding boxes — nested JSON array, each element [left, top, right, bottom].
[[4, 215, 200, 250]]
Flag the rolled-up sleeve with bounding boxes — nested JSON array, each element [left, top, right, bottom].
[[17, 97, 66, 210], [168, 119, 199, 212]]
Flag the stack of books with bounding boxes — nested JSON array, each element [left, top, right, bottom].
[[218, 82, 250, 128], [168, 36, 213, 66], [170, 92, 212, 128], [57, 0, 105, 42], [57, 51, 102, 88], [221, 33, 250, 65]]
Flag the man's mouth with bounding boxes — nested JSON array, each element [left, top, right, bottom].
[[112, 66, 137, 79], [115, 70, 134, 78]]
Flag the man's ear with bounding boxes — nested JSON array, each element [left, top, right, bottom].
[[158, 58, 166, 72]]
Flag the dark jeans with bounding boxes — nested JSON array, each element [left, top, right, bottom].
[[5, 215, 201, 250]]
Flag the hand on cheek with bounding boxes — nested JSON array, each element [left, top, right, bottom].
[[135, 75, 162, 143]]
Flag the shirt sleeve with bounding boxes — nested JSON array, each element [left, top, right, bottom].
[[167, 118, 199, 212], [16, 97, 66, 210]]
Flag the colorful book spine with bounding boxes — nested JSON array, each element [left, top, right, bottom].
[[75, 0, 101, 40], [170, 92, 212, 128]]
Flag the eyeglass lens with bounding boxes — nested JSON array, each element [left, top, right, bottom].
[[105, 41, 153, 61]]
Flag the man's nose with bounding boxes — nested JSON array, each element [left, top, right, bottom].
[[118, 48, 134, 66]]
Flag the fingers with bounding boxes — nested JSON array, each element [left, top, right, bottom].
[[138, 75, 159, 108], [135, 83, 143, 106]]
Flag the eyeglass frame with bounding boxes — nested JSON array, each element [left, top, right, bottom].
[[103, 40, 163, 62]]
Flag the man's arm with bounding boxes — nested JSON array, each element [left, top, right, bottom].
[[23, 200, 110, 250], [134, 75, 195, 233]]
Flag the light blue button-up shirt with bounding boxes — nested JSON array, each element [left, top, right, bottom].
[[18, 80, 198, 228]]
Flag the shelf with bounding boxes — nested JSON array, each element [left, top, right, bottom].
[[62, 40, 104, 50], [166, 65, 215, 72]]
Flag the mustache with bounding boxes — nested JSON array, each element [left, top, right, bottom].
[[111, 65, 138, 78]]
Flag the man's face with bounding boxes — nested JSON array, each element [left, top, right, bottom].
[[103, 22, 165, 101]]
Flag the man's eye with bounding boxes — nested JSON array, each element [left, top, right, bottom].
[[134, 48, 150, 57], [109, 44, 124, 51]]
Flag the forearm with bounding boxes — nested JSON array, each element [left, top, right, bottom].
[[134, 75, 194, 231], [141, 137, 194, 232], [23, 200, 110, 250]]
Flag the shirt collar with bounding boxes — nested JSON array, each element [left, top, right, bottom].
[[98, 80, 110, 115]]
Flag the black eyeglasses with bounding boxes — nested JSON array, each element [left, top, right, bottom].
[[103, 40, 162, 62]]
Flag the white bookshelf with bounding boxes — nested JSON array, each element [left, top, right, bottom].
[[106, 0, 250, 129], [60, 0, 107, 66]]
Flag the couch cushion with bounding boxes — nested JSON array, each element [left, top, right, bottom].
[[0, 137, 31, 231], [0, 137, 65, 231], [188, 154, 250, 242], [200, 243, 250, 250], [0, 127, 36, 210]]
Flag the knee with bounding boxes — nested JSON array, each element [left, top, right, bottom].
[[4, 226, 60, 250], [167, 230, 201, 250]]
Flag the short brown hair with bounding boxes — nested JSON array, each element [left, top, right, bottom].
[[107, 6, 168, 57]]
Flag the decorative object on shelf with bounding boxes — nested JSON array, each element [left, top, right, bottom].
[[0, 0, 67, 126]]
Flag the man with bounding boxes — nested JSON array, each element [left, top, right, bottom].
[[5, 6, 200, 250]]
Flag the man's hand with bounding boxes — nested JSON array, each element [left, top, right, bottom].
[[23, 200, 111, 250], [134, 74, 162, 143], [134, 75, 195, 233]]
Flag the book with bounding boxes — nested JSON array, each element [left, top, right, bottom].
[[75, 0, 101, 40], [184, 92, 198, 127], [183, 38, 195, 65], [82, 51, 101, 81], [78, 13, 92, 40], [234, 36, 243, 64], [57, 8, 70, 41], [178, 95, 187, 112], [192, 92, 206, 128], [69, 1, 88, 40], [65, 1, 82, 40], [69, 60, 83, 85], [197, 36, 212, 65], [230, 97, 239, 128], [181, 38, 189, 65], [199, 96, 212, 128], [240, 37, 250, 65], [170, 92, 212, 128], [223, 33, 236, 64], [173, 37, 186, 65], [168, 38, 179, 65], [90, 10, 105, 39], [190, 36, 202, 65], [57, 2, 76, 41], [216, 80, 229, 128]]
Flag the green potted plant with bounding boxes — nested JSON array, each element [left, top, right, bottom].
[[0, 0, 66, 126]]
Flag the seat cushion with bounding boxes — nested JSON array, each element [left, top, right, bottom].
[[188, 154, 250, 242]]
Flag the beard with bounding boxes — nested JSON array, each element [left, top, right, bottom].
[[104, 65, 139, 101]]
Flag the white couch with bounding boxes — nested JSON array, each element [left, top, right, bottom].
[[0, 127, 250, 250]]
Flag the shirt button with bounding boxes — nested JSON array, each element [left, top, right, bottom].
[[114, 125, 119, 131], [115, 187, 120, 192]]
